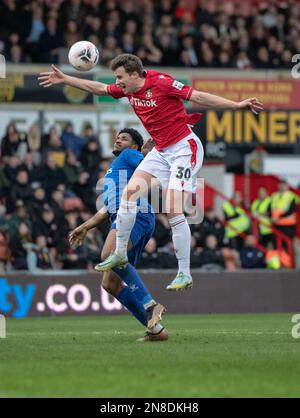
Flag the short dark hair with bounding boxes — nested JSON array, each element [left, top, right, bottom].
[[110, 54, 144, 76], [118, 128, 144, 151]]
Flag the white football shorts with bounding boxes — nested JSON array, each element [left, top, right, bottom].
[[137, 131, 204, 193]]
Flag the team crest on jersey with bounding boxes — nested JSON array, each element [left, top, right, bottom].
[[172, 80, 184, 90], [146, 89, 152, 99]]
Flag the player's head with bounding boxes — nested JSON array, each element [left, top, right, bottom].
[[110, 54, 145, 94], [113, 128, 144, 156]]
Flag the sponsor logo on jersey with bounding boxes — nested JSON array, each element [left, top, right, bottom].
[[146, 89, 152, 99], [130, 97, 157, 107], [172, 80, 184, 90]]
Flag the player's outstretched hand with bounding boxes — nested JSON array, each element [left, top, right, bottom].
[[69, 227, 87, 248], [238, 98, 264, 115], [38, 64, 66, 88]]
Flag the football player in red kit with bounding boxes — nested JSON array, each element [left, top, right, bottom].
[[38, 54, 263, 290]]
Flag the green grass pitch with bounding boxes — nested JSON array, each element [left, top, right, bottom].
[[1, 313, 300, 398]]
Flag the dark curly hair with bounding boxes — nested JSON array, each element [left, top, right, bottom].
[[118, 128, 144, 151]]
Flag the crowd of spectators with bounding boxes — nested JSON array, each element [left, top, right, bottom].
[[0, 0, 299, 69], [0, 120, 273, 272], [0, 121, 105, 271]]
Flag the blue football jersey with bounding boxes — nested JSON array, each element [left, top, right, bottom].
[[103, 148, 153, 221]]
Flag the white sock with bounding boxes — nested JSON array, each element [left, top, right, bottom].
[[115, 199, 137, 257], [144, 300, 156, 310], [169, 214, 191, 276], [149, 324, 163, 334]]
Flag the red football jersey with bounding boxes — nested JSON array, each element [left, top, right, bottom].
[[107, 70, 202, 151]]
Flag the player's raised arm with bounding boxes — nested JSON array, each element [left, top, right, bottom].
[[38, 64, 109, 96], [190, 90, 264, 115]]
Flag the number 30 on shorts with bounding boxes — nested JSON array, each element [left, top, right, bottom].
[[176, 166, 191, 180]]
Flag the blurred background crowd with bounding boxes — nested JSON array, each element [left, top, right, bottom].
[[0, 121, 298, 272], [0, 0, 299, 69]]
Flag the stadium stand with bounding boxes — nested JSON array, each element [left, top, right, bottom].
[[1, 119, 298, 272], [1, 0, 300, 69]]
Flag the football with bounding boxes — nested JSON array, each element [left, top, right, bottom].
[[68, 41, 99, 71]]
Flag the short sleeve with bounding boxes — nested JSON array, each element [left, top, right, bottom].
[[156, 77, 193, 101], [107, 84, 126, 99]]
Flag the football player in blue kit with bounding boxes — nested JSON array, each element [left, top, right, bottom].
[[69, 128, 167, 342]]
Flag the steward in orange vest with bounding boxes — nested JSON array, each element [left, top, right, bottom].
[[271, 180, 299, 240]]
